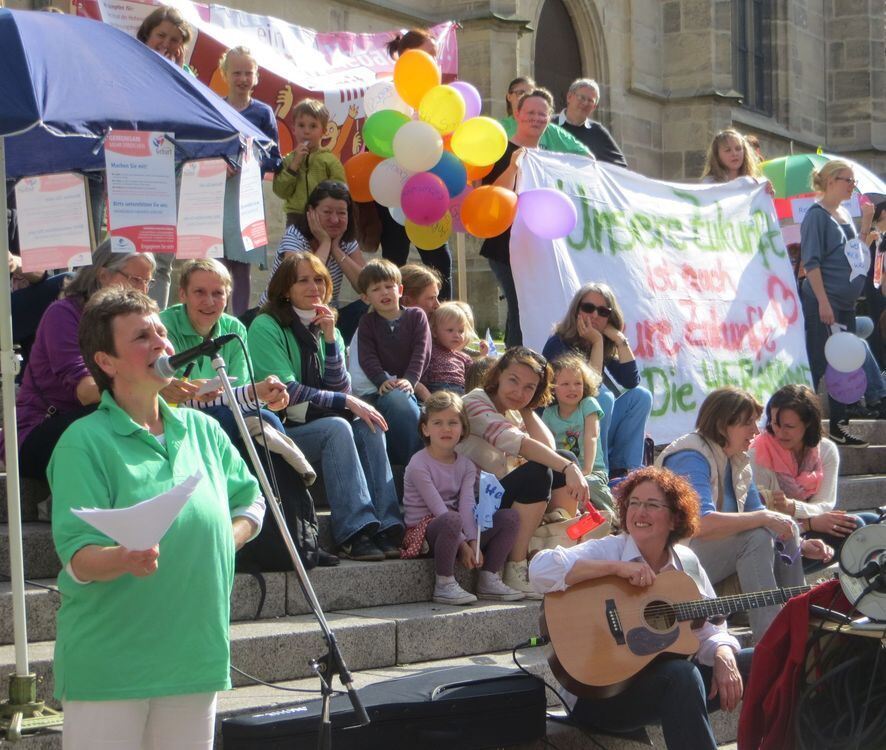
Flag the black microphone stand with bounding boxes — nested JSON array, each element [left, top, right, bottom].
[[209, 351, 369, 749]]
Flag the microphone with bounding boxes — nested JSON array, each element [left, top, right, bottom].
[[153, 333, 239, 378]]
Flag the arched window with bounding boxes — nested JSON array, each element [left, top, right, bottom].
[[534, 0, 584, 109], [733, 0, 773, 114]]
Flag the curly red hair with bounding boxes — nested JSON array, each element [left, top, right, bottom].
[[614, 467, 701, 544]]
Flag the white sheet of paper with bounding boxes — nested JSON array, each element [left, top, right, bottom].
[[72, 471, 203, 551], [196, 375, 237, 396]]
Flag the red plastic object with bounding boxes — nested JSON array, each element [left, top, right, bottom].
[[566, 502, 606, 540]]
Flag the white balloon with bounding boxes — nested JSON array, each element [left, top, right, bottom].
[[369, 158, 412, 208], [824, 331, 866, 373], [363, 80, 413, 117], [389, 206, 407, 226], [392, 121, 444, 173]]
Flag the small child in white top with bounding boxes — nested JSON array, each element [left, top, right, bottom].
[[403, 391, 524, 605]]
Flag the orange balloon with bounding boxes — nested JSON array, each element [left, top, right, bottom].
[[393, 49, 442, 108], [460, 186, 518, 238], [344, 152, 384, 203], [442, 134, 453, 153], [465, 162, 493, 181]]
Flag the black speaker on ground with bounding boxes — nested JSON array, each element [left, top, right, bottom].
[[222, 665, 547, 749]]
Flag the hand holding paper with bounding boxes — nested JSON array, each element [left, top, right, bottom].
[[71, 471, 202, 551]]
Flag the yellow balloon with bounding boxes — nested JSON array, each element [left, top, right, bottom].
[[418, 85, 466, 135], [393, 50, 442, 109], [406, 213, 452, 250], [450, 117, 508, 167]]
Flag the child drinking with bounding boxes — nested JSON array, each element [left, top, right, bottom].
[[542, 355, 615, 513], [403, 392, 523, 604], [273, 99, 346, 226], [419, 302, 476, 397]]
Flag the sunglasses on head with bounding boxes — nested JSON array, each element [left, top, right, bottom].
[[579, 302, 612, 317]]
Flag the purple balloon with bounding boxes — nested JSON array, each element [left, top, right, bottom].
[[517, 188, 578, 239], [824, 364, 867, 404], [400, 172, 449, 226], [450, 81, 482, 120]]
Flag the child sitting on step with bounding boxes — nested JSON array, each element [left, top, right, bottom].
[[402, 392, 524, 605]]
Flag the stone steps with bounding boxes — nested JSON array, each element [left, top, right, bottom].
[[0, 598, 544, 706], [0, 557, 477, 646]]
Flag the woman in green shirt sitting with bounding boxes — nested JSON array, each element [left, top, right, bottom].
[[49, 287, 264, 749]]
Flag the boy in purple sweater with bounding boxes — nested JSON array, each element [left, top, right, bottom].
[[357, 259, 431, 465]]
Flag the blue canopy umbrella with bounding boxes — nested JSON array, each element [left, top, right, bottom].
[[0, 8, 273, 177], [0, 10, 275, 734]]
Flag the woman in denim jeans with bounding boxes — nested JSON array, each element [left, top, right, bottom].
[[248, 251, 403, 562], [543, 282, 653, 477]]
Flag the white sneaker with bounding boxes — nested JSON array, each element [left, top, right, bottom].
[[503, 560, 543, 600], [433, 578, 478, 605], [477, 571, 525, 601]]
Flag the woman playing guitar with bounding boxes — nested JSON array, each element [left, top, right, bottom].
[[529, 467, 753, 750]]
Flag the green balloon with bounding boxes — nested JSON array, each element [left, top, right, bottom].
[[363, 110, 411, 158]]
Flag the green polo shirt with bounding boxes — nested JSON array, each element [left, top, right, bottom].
[[48, 391, 261, 701], [498, 117, 591, 156], [159, 304, 249, 382], [247, 312, 342, 383]]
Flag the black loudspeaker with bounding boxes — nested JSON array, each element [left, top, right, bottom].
[[222, 665, 547, 749]]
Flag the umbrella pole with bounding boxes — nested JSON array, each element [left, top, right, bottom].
[[0, 138, 63, 741]]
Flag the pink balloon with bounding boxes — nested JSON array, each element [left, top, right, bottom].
[[450, 81, 482, 120], [448, 185, 474, 233], [400, 173, 450, 226]]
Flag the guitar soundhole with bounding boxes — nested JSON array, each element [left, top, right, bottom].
[[643, 600, 676, 632]]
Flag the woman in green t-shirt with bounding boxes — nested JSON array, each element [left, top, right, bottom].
[[49, 287, 264, 748]]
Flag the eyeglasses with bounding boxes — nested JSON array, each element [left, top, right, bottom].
[[509, 89, 531, 98], [774, 539, 801, 566], [627, 499, 671, 513], [116, 270, 156, 289], [834, 176, 858, 186], [579, 302, 612, 317], [573, 93, 597, 105]]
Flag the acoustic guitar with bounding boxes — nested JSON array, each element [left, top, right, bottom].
[[541, 569, 810, 698]]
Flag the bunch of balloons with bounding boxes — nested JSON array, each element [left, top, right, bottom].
[[824, 329, 868, 404], [344, 50, 577, 247]]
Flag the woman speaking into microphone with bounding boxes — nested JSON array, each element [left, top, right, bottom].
[[49, 288, 264, 749]]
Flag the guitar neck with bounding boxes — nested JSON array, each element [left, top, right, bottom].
[[674, 585, 811, 621]]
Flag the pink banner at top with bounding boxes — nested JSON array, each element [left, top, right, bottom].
[[74, 0, 458, 163]]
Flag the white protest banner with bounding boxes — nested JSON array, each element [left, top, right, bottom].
[[76, 0, 457, 163], [238, 140, 268, 251], [176, 159, 227, 259], [511, 150, 811, 443], [14, 173, 93, 271], [105, 130, 177, 255]]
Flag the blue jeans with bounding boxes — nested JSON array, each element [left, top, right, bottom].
[[285, 416, 402, 545], [801, 281, 855, 423], [487, 258, 522, 348], [862, 342, 886, 403], [572, 647, 753, 750], [366, 388, 422, 466], [596, 384, 653, 474]]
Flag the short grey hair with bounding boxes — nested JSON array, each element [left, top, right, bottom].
[[567, 78, 601, 98], [64, 239, 156, 304]]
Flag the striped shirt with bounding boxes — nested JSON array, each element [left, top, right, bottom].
[[259, 226, 358, 307], [455, 388, 528, 479]]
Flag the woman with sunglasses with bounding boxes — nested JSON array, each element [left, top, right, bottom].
[[800, 160, 875, 445], [658, 387, 831, 642], [543, 282, 653, 478], [530, 466, 752, 750], [750, 384, 877, 572], [4, 240, 157, 481]]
